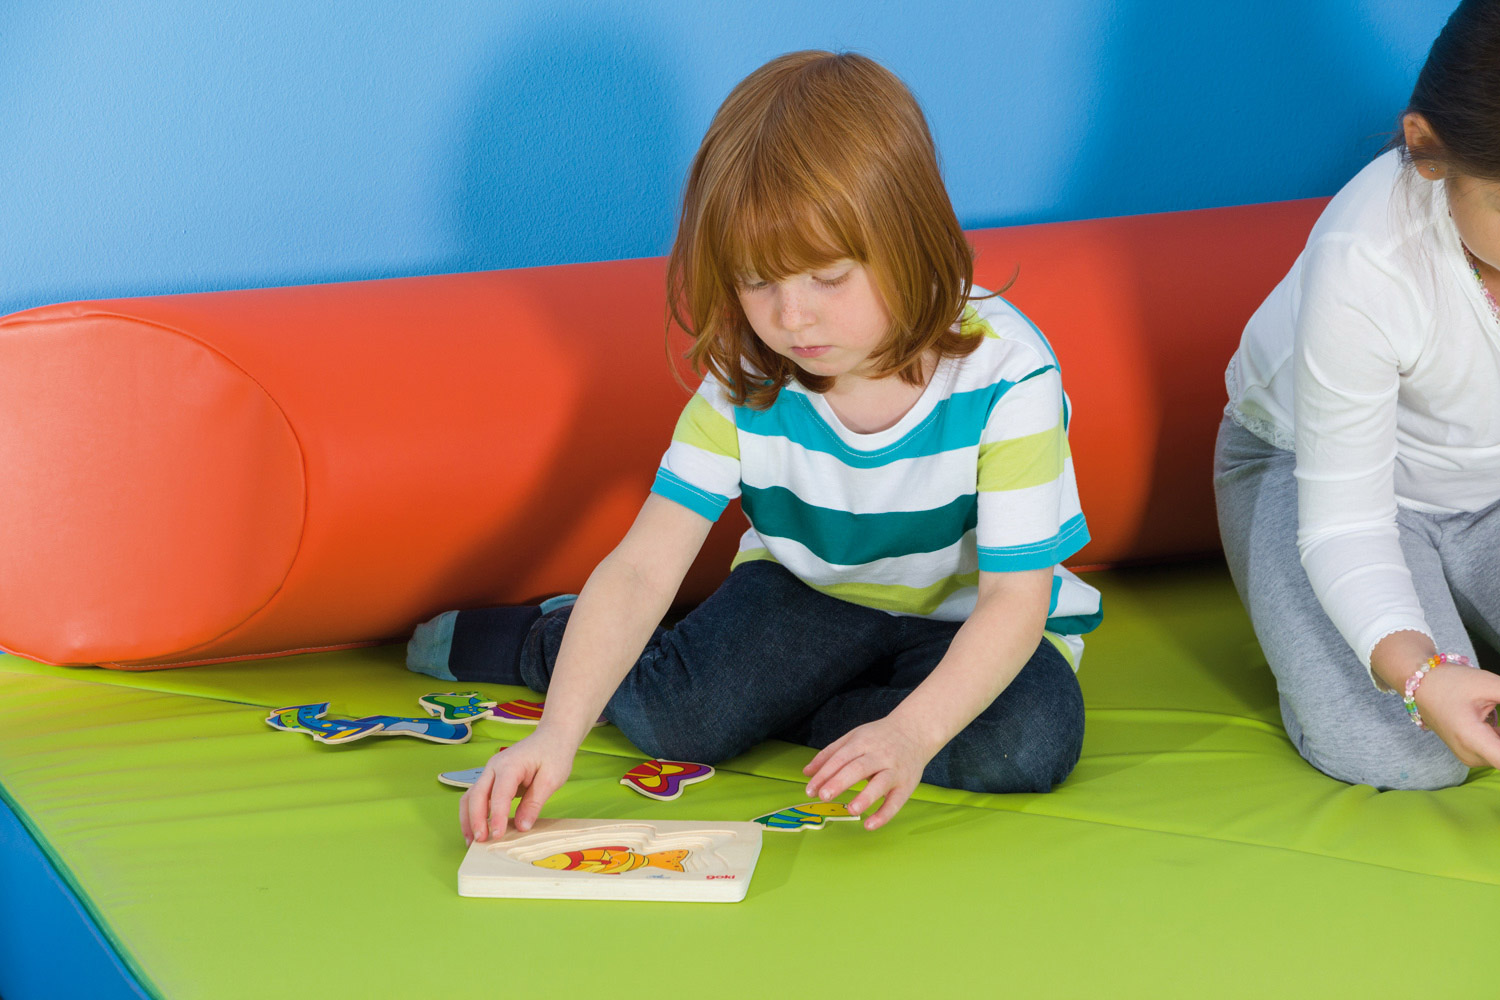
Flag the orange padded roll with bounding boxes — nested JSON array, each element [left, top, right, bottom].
[[0, 313, 304, 663], [0, 200, 1326, 669], [0, 262, 726, 668]]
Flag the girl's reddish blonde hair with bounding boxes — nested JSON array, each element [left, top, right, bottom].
[[667, 51, 981, 408]]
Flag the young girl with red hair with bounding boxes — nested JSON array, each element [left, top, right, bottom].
[[410, 50, 1099, 838]]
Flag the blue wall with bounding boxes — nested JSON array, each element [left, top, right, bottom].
[[0, 1, 1454, 318]]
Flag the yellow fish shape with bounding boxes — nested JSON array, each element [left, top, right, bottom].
[[533, 845, 690, 875]]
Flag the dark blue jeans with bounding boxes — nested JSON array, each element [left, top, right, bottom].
[[519, 560, 1084, 794]]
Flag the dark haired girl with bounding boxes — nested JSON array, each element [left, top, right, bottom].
[[1216, 0, 1500, 789]]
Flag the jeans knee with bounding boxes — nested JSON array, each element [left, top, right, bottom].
[[937, 737, 1076, 794], [939, 702, 1085, 794], [616, 712, 750, 766]]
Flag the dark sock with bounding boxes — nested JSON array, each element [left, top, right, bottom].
[[448, 605, 543, 685]]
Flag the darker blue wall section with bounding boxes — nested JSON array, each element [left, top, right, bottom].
[[0, 1, 1455, 318]]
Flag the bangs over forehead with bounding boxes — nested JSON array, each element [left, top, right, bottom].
[[712, 161, 868, 282], [699, 55, 888, 283]]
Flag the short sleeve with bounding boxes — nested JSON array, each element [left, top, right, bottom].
[[974, 364, 1089, 572], [651, 377, 743, 522]]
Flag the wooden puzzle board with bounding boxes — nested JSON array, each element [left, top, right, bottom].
[[457, 818, 763, 902]]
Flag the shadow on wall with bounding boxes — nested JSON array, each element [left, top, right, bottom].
[[1051, 0, 1447, 224], [450, 14, 692, 272], [1049, 1, 1447, 556], [423, 15, 728, 610]]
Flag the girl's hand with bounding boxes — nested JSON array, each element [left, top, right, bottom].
[[801, 716, 937, 831], [1413, 665, 1500, 769], [459, 731, 577, 845]]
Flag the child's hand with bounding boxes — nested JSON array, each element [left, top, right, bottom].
[[460, 731, 577, 845], [1414, 665, 1500, 770], [801, 716, 936, 831]]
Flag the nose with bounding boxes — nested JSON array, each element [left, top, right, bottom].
[[774, 285, 813, 332]]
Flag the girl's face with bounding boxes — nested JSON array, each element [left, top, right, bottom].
[[1446, 172, 1500, 281], [735, 260, 893, 387]]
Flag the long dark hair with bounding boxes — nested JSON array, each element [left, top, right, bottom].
[[1394, 0, 1500, 180]]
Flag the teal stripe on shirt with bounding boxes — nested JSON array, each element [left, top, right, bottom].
[[1046, 606, 1104, 636], [976, 513, 1090, 572], [735, 373, 1051, 470], [651, 468, 731, 522], [740, 484, 978, 565]]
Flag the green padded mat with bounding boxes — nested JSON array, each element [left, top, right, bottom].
[[4, 563, 1500, 998]]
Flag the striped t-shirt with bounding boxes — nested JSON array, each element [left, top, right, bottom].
[[651, 294, 1101, 666]]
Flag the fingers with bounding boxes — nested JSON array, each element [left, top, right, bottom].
[[512, 773, 559, 833], [464, 756, 529, 845], [803, 732, 851, 780], [1468, 669, 1500, 716], [847, 771, 892, 817], [806, 729, 872, 798], [862, 781, 914, 831], [464, 768, 497, 844], [816, 756, 874, 805], [1437, 668, 1500, 769], [803, 721, 924, 830], [805, 744, 858, 800], [1456, 715, 1500, 771]]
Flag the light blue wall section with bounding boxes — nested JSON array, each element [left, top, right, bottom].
[[0, 1, 1454, 317]]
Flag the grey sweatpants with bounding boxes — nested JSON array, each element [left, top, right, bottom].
[[1213, 415, 1500, 790]]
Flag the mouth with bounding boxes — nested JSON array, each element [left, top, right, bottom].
[[790, 346, 832, 358]]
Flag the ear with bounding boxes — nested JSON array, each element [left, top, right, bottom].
[[1403, 113, 1447, 180]]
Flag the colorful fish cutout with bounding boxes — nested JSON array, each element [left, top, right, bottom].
[[265, 702, 471, 745], [371, 717, 472, 743], [437, 748, 508, 789], [620, 760, 714, 801], [533, 846, 690, 875], [265, 703, 386, 744], [438, 766, 487, 788], [752, 802, 859, 832], [419, 691, 498, 724], [490, 699, 546, 723], [488, 699, 606, 727]]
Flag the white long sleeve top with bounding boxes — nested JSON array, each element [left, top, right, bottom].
[[1225, 149, 1500, 684]]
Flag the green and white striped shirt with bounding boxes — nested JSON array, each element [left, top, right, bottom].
[[651, 294, 1101, 666]]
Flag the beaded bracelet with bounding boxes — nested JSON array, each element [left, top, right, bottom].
[[1402, 653, 1475, 729]]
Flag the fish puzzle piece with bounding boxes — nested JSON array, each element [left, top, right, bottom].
[[437, 747, 510, 789], [533, 845, 690, 875], [266, 703, 472, 745], [372, 717, 473, 743], [265, 703, 386, 744], [438, 766, 487, 788], [488, 699, 606, 728], [419, 691, 499, 723], [752, 801, 859, 832], [620, 760, 714, 801], [490, 698, 546, 723]]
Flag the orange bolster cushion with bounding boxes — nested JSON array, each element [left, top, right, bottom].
[[0, 200, 1323, 669]]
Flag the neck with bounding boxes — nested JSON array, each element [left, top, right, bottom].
[[1462, 242, 1500, 286], [1475, 255, 1500, 288]]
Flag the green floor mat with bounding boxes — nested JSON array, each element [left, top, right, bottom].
[[4, 564, 1499, 998]]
